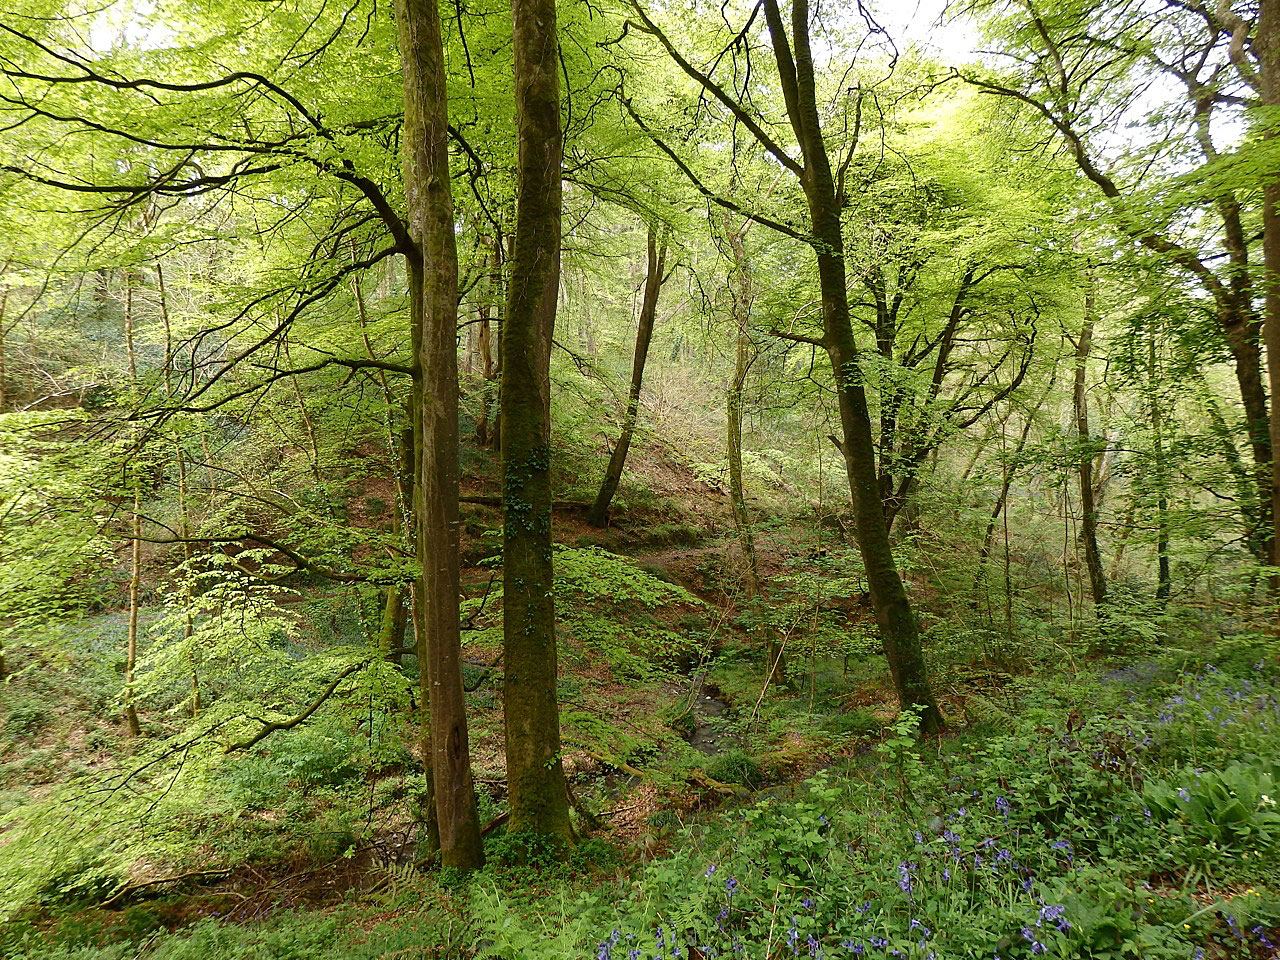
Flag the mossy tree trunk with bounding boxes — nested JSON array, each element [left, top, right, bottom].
[[588, 222, 669, 527], [501, 0, 574, 850], [395, 0, 483, 871]]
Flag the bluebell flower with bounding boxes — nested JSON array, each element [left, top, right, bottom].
[[897, 862, 913, 893], [706, 863, 717, 878], [870, 936, 888, 948], [1178, 787, 1191, 802], [1039, 905, 1065, 926], [996, 796, 1011, 815], [726, 876, 739, 897], [802, 897, 814, 910]]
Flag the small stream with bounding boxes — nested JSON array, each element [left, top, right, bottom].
[[682, 673, 740, 756]]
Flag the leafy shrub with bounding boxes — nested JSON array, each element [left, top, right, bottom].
[[705, 750, 763, 788], [822, 708, 881, 739], [3, 702, 51, 739]]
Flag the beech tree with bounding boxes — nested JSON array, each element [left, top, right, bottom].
[[623, 0, 944, 731], [502, 0, 575, 846]]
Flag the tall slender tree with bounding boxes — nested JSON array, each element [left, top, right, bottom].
[[1073, 285, 1108, 613], [588, 221, 669, 527], [626, 0, 943, 731], [502, 0, 575, 847], [394, 0, 484, 870]]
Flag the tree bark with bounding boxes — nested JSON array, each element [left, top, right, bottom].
[[502, 0, 574, 849], [1261, 0, 1280, 595], [759, 0, 941, 733], [587, 222, 668, 527], [395, 0, 483, 871], [1073, 288, 1108, 612]]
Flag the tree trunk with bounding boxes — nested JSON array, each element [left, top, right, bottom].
[[980, 409, 1037, 564], [501, 0, 574, 850], [123, 270, 142, 737], [158, 263, 201, 715], [723, 216, 786, 686], [587, 223, 668, 527], [1261, 0, 1280, 594], [395, 0, 483, 871], [380, 426, 415, 659], [1073, 288, 1108, 612], [1149, 335, 1171, 602], [759, 0, 941, 733], [475, 237, 499, 447], [0, 267, 9, 413]]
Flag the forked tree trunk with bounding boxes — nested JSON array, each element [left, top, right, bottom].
[[502, 0, 574, 849], [1073, 289, 1108, 612], [395, 0, 483, 871], [588, 222, 668, 527], [760, 0, 942, 733]]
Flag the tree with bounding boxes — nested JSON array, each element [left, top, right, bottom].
[[588, 221, 670, 527], [395, 0, 484, 870], [962, 0, 1276, 563], [625, 0, 943, 732], [1073, 282, 1108, 612], [502, 0, 575, 847], [1261, 0, 1280, 596]]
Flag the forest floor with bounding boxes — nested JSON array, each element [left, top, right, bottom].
[[3, 455, 1279, 958]]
